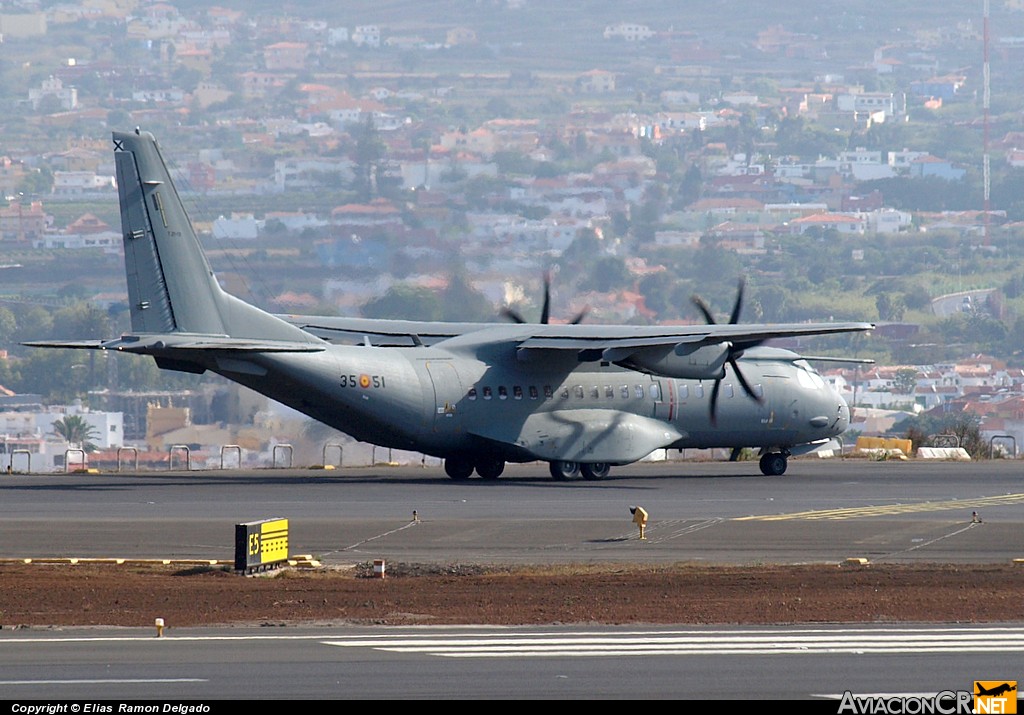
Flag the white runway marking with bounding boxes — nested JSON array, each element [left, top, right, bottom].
[[322, 626, 1024, 658], [0, 678, 206, 685]]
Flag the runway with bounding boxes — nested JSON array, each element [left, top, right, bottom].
[[1, 457, 1022, 566], [3, 457, 1023, 700]]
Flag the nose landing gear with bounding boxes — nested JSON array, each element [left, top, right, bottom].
[[758, 451, 788, 476]]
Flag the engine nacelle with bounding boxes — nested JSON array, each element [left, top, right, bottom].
[[609, 342, 731, 380]]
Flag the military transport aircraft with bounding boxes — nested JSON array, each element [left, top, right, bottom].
[[27, 130, 875, 481]]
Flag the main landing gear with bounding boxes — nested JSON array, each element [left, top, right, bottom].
[[442, 457, 611, 481], [758, 451, 789, 476], [549, 461, 610, 481], [444, 455, 505, 481]]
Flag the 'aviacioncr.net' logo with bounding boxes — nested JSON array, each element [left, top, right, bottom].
[[974, 681, 1017, 714]]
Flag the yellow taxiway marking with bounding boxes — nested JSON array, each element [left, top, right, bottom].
[[734, 493, 1024, 521]]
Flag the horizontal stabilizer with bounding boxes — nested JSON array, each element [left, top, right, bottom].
[[25, 334, 326, 354]]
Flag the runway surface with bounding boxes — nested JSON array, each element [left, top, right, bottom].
[[1, 457, 1022, 566], [3, 457, 1023, 700]]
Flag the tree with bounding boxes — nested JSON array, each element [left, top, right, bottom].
[[899, 412, 986, 459], [754, 285, 789, 322], [52, 414, 99, 452], [441, 271, 495, 322], [876, 293, 905, 321], [590, 256, 630, 293], [0, 306, 17, 345], [893, 367, 918, 395], [638, 272, 676, 318], [352, 116, 386, 202], [361, 285, 443, 321]]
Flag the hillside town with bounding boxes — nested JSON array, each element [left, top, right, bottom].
[[3, 1, 1024, 470]]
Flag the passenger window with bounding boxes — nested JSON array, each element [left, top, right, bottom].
[[724, 384, 734, 398], [649, 383, 662, 401], [754, 384, 763, 398], [635, 385, 644, 399], [529, 386, 539, 400], [483, 386, 492, 400], [694, 384, 704, 398], [620, 385, 629, 399], [590, 386, 599, 399], [468, 387, 477, 401], [498, 386, 508, 400], [678, 384, 688, 399], [605, 385, 614, 399], [544, 385, 553, 399], [574, 385, 585, 399], [513, 386, 523, 400], [560, 387, 569, 399]]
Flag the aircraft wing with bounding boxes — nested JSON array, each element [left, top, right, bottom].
[[514, 321, 873, 351], [282, 314, 873, 349], [278, 314, 475, 346], [515, 321, 873, 378]]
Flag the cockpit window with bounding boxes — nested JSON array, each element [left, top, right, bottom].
[[794, 360, 825, 389]]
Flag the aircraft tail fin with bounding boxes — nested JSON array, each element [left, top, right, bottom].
[[112, 129, 310, 343]]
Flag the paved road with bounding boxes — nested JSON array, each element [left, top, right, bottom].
[[1, 458, 1022, 565]]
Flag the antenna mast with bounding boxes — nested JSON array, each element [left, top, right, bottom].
[[983, 0, 991, 245]]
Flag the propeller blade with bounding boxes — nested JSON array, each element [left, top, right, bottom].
[[728, 278, 745, 324], [708, 379, 720, 425], [730, 357, 764, 404], [540, 273, 551, 325], [691, 295, 716, 324], [729, 447, 743, 462], [501, 308, 527, 324], [569, 307, 590, 325]]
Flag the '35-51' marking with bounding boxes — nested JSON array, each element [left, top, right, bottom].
[[340, 374, 386, 388]]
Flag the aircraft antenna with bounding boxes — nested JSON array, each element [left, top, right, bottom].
[[983, 0, 991, 245]]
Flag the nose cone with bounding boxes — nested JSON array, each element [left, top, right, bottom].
[[809, 390, 850, 435], [834, 394, 851, 434]]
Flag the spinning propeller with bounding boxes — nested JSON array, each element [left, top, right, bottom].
[[502, 271, 588, 325], [691, 278, 764, 424]]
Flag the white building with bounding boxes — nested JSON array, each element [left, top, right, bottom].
[[28, 77, 77, 111], [603, 23, 653, 41], [352, 25, 380, 47], [0, 405, 124, 471], [52, 171, 116, 194]]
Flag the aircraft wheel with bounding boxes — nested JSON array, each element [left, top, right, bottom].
[[759, 452, 787, 476], [475, 458, 505, 480], [549, 460, 580, 481], [444, 456, 474, 481], [581, 463, 610, 480]]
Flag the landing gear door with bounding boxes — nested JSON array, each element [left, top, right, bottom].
[[425, 361, 463, 434]]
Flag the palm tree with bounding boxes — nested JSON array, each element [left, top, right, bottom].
[[51, 415, 99, 452]]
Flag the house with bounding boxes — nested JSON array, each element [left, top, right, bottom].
[[908, 155, 966, 181], [577, 70, 616, 94], [263, 42, 308, 71], [835, 91, 903, 122], [330, 199, 403, 227], [446, 27, 477, 45], [603, 23, 653, 42], [352, 25, 381, 47], [28, 77, 77, 111], [51, 171, 115, 195], [0, 201, 47, 242], [788, 212, 866, 235]]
